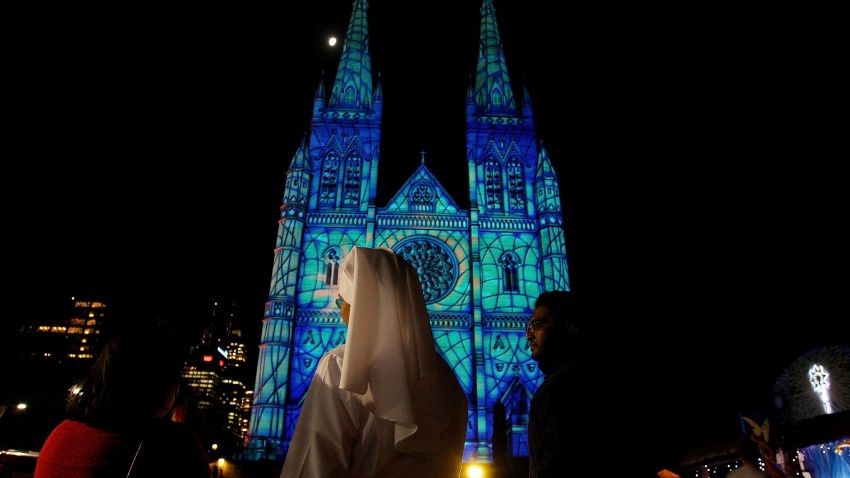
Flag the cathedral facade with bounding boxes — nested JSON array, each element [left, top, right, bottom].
[[247, 0, 569, 462]]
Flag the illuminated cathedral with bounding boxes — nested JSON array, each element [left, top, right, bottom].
[[247, 0, 569, 463]]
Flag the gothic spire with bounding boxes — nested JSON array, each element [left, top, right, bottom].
[[314, 70, 326, 102], [535, 144, 555, 181], [328, 0, 373, 110], [521, 81, 534, 125], [288, 137, 308, 171], [373, 72, 383, 102], [535, 144, 561, 214], [474, 0, 517, 114], [312, 70, 326, 116]]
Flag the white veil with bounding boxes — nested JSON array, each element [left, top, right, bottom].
[[338, 246, 454, 455]]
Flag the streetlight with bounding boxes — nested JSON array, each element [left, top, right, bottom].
[[465, 464, 485, 478]]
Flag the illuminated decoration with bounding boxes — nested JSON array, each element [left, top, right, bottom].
[[774, 346, 849, 423], [808, 364, 833, 414], [799, 440, 850, 478], [246, 0, 570, 463]]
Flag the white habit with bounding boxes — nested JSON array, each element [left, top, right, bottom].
[[281, 246, 468, 478]]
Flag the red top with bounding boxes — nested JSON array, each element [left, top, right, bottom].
[[35, 419, 210, 478]]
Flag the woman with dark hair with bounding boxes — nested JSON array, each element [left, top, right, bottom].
[[34, 320, 210, 478]]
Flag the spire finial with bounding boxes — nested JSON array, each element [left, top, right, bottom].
[[328, 0, 373, 110], [420, 148, 426, 164], [474, 0, 517, 114]]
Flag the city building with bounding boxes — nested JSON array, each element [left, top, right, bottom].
[[16, 296, 107, 368], [182, 301, 253, 455]]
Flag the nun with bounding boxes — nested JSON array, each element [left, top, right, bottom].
[[281, 246, 468, 478]]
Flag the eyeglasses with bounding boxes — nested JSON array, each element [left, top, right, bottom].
[[525, 319, 549, 335], [334, 296, 344, 309]]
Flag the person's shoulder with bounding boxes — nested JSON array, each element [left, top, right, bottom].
[[314, 345, 346, 384], [47, 419, 119, 441], [326, 344, 346, 362]]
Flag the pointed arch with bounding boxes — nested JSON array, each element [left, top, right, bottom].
[[499, 251, 520, 293], [499, 378, 531, 427], [485, 157, 503, 210], [491, 88, 503, 109], [342, 151, 362, 207], [506, 157, 526, 211], [319, 151, 340, 205], [323, 246, 342, 286], [344, 85, 356, 107]]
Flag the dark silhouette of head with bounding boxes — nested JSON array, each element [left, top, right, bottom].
[[66, 319, 187, 429], [527, 291, 582, 374], [736, 436, 762, 465]]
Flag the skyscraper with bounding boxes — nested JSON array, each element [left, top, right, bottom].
[[248, 0, 569, 463], [16, 296, 107, 367], [182, 301, 252, 455]]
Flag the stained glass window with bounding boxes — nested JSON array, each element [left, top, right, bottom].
[[492, 88, 503, 108], [410, 183, 435, 212], [500, 252, 520, 292], [393, 238, 456, 304], [343, 153, 361, 207], [344, 86, 356, 107], [506, 158, 525, 211], [485, 158, 502, 210], [320, 153, 339, 205], [323, 247, 341, 286]]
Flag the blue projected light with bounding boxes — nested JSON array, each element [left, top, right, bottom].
[[393, 237, 458, 304], [246, 0, 570, 464]]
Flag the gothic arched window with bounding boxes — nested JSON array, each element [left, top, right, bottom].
[[492, 88, 503, 109], [320, 152, 339, 205], [410, 183, 435, 213], [344, 86, 356, 107], [506, 158, 525, 211], [323, 247, 342, 286], [485, 158, 502, 210], [499, 252, 520, 293], [342, 152, 361, 207]]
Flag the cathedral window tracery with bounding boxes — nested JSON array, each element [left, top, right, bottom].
[[499, 252, 520, 292], [410, 183, 435, 212], [393, 239, 457, 303], [492, 88, 503, 109], [320, 152, 340, 205], [485, 158, 503, 210], [323, 247, 342, 286], [507, 158, 525, 211], [344, 86, 356, 107], [343, 152, 361, 207]]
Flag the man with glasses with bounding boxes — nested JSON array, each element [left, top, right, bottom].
[[525, 291, 590, 477]]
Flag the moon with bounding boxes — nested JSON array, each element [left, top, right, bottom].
[[328, 36, 337, 47]]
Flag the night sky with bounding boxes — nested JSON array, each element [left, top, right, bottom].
[[6, 0, 846, 471]]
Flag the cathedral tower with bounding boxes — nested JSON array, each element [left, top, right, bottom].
[[247, 0, 569, 463]]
